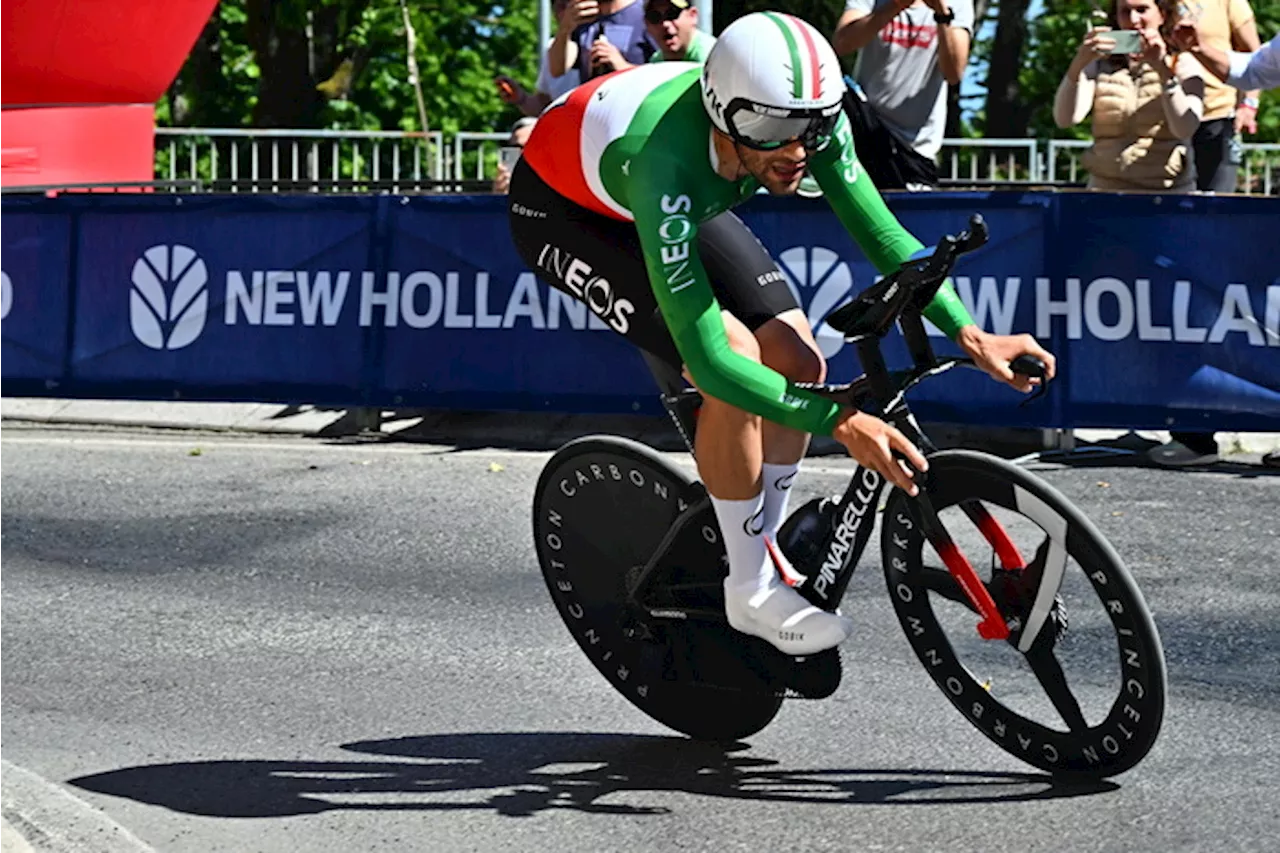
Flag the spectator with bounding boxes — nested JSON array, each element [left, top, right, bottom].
[[495, 0, 582, 117], [492, 117, 537, 194], [1054, 0, 1205, 194], [549, 0, 657, 84], [1178, 0, 1264, 195], [1158, 18, 1258, 534], [1153, 57, 1278, 470], [644, 0, 715, 63], [832, 0, 975, 191]]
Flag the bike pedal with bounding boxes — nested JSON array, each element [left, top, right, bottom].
[[780, 647, 843, 699]]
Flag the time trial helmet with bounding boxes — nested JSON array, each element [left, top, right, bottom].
[[701, 12, 845, 151]]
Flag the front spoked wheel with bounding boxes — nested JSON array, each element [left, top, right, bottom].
[[881, 450, 1166, 778]]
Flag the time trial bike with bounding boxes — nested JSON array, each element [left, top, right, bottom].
[[532, 215, 1166, 778]]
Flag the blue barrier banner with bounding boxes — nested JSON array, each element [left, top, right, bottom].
[[67, 195, 378, 400], [2, 190, 1277, 431], [1051, 193, 1280, 430], [1, 199, 72, 388], [380, 195, 655, 413], [739, 192, 1065, 427]]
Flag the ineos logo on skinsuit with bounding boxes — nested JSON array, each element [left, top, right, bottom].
[[1, 271, 13, 321], [536, 244, 635, 334], [130, 245, 209, 350], [777, 246, 854, 358]]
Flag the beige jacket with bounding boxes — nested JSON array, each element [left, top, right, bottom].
[[1055, 50, 1204, 193], [1083, 60, 1193, 192]]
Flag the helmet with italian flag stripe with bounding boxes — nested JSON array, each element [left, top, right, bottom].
[[701, 12, 845, 151]]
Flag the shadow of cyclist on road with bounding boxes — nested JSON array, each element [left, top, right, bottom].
[[69, 731, 1115, 819]]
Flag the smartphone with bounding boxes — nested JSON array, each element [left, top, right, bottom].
[[1109, 29, 1143, 54], [499, 146, 523, 172]]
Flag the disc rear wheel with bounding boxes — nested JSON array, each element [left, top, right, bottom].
[[533, 436, 783, 741]]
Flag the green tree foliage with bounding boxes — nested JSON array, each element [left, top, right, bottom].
[[162, 0, 1277, 143], [161, 0, 539, 136], [1019, 0, 1098, 139]]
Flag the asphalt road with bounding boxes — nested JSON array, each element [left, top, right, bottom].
[[2, 425, 1278, 852]]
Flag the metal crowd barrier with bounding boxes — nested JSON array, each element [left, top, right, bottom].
[[936, 138, 1042, 185], [155, 128, 446, 193], [152, 128, 1279, 196], [1046, 138, 1278, 195]]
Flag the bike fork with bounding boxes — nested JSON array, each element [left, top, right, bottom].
[[961, 501, 1026, 571], [912, 490, 1011, 641]]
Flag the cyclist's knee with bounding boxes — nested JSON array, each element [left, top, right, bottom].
[[760, 332, 826, 384], [722, 311, 762, 363], [784, 342, 826, 384]]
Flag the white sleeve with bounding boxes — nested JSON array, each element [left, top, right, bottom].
[[951, 0, 976, 33], [535, 47, 553, 96], [1227, 35, 1280, 92], [844, 0, 876, 14]]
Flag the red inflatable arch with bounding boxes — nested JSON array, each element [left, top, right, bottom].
[[1, 0, 218, 187]]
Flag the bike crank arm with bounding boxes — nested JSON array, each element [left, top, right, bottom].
[[625, 494, 713, 608], [911, 491, 1011, 641], [645, 606, 725, 623]]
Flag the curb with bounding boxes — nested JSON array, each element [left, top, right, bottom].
[[3, 398, 1278, 458], [0, 761, 154, 853]]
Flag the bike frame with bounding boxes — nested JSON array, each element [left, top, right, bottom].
[[634, 217, 1033, 642]]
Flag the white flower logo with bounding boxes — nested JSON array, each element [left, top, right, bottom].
[[1, 271, 12, 321], [777, 246, 853, 357], [130, 245, 209, 350]]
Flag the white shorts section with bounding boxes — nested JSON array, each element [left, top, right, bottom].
[[579, 63, 694, 221]]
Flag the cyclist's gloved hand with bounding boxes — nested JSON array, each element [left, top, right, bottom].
[[955, 326, 1058, 394], [832, 409, 927, 497]]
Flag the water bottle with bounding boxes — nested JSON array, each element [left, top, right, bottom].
[[775, 496, 839, 573]]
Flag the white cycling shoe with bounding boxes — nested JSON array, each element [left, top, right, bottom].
[[723, 578, 853, 657]]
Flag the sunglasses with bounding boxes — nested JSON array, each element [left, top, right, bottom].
[[645, 6, 685, 25], [723, 100, 841, 153]]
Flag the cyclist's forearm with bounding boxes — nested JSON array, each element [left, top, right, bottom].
[[812, 156, 917, 274], [923, 282, 974, 339]]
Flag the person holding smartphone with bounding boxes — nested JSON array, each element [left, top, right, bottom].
[[492, 117, 538, 194], [548, 0, 657, 82], [495, 0, 582, 117], [1054, 0, 1206, 192]]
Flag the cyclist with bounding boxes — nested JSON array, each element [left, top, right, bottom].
[[508, 12, 1056, 657]]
